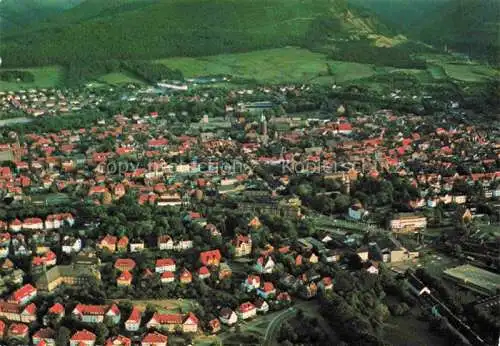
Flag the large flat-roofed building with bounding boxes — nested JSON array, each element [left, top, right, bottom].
[[443, 264, 500, 296], [390, 213, 427, 232]]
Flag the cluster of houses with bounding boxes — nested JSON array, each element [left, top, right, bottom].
[[0, 81, 497, 345]]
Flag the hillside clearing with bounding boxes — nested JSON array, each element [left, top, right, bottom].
[[97, 72, 146, 85], [0, 66, 62, 91], [158, 48, 378, 84]]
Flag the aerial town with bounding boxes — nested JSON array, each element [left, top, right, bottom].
[[0, 78, 497, 346]]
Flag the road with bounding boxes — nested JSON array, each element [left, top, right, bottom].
[[262, 307, 297, 346]]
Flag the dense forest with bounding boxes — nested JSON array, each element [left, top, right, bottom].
[[0, 0, 386, 68], [349, 0, 500, 65]]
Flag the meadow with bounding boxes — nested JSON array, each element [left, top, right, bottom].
[[97, 72, 146, 86], [158, 47, 377, 84], [0, 66, 62, 91]]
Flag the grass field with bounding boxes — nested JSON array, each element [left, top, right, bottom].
[[114, 298, 198, 313], [442, 63, 499, 82], [443, 264, 500, 295], [97, 72, 145, 85], [0, 66, 62, 91], [158, 47, 378, 84]]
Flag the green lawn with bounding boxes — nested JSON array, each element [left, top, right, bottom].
[[0, 66, 62, 91], [157, 47, 377, 84], [97, 72, 145, 85]]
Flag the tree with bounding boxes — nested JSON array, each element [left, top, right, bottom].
[[56, 326, 71, 346]]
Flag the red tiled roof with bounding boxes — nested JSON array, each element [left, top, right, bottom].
[[142, 332, 168, 343], [11, 284, 36, 302], [127, 307, 141, 323], [71, 329, 96, 342], [156, 258, 175, 267], [114, 258, 136, 270], [48, 303, 64, 314], [151, 312, 183, 324]]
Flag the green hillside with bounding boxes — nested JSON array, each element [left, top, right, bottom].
[[419, 0, 499, 64], [348, 0, 499, 65], [0, 0, 83, 30], [1, 0, 391, 67]]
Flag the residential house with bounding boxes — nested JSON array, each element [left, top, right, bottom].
[[160, 272, 175, 284], [242, 275, 260, 292], [0, 301, 37, 323], [146, 312, 198, 333], [69, 329, 96, 346], [233, 234, 252, 257], [9, 284, 37, 305], [117, 237, 129, 252], [141, 332, 168, 346], [179, 269, 192, 284], [72, 304, 120, 325], [219, 308, 237, 326], [8, 323, 29, 339], [125, 307, 141, 332], [254, 299, 269, 313], [155, 259, 176, 273], [318, 277, 333, 292], [257, 282, 276, 299], [237, 302, 257, 320], [105, 335, 132, 346], [208, 319, 221, 333], [254, 256, 275, 274], [117, 271, 133, 287], [199, 249, 222, 266], [198, 266, 210, 280], [157, 236, 174, 250], [32, 328, 56, 346], [114, 258, 136, 272], [61, 236, 81, 254], [43, 303, 64, 325], [99, 235, 117, 253], [130, 239, 145, 252]]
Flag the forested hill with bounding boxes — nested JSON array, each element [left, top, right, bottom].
[[419, 0, 499, 64], [0, 0, 391, 67], [0, 0, 83, 31], [348, 0, 499, 65]]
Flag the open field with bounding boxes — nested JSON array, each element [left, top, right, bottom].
[[97, 72, 146, 85], [114, 298, 198, 313], [384, 308, 447, 345], [0, 66, 62, 91], [443, 264, 500, 295], [442, 63, 499, 82], [158, 47, 379, 84]]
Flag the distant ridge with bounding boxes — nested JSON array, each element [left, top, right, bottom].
[[0, 0, 391, 67]]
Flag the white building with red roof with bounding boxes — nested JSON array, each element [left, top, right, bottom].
[[141, 332, 168, 346], [9, 284, 37, 305], [146, 312, 198, 333], [70, 329, 96, 346], [105, 335, 131, 346], [125, 307, 141, 331], [22, 217, 44, 230], [237, 302, 256, 320], [155, 258, 176, 273]]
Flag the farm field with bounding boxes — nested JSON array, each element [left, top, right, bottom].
[[442, 63, 499, 82], [158, 47, 378, 84], [97, 72, 146, 85], [0, 66, 62, 91]]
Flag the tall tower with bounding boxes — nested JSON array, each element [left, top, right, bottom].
[[260, 113, 268, 137]]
